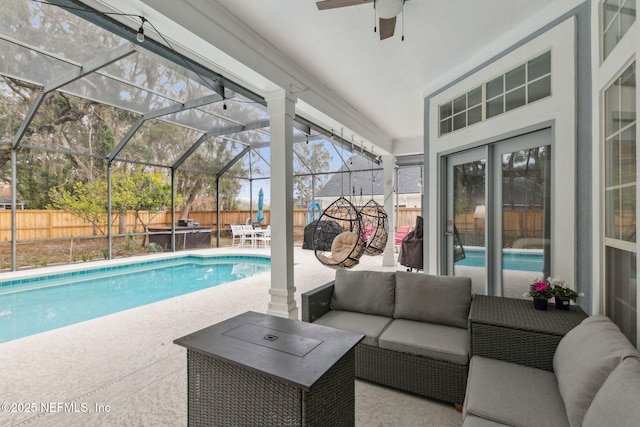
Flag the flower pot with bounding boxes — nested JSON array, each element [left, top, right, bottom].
[[555, 297, 570, 310], [533, 298, 548, 311]]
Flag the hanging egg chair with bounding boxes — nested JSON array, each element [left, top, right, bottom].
[[313, 196, 365, 269], [359, 199, 389, 256]]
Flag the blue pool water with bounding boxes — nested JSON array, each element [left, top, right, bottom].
[[0, 255, 270, 343], [455, 247, 543, 272]]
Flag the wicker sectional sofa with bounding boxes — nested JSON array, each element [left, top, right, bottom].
[[301, 269, 472, 405], [463, 315, 640, 427]]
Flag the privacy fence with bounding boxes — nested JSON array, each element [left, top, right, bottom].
[[0, 208, 424, 242]]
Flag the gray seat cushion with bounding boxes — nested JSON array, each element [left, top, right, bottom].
[[553, 315, 639, 427], [462, 414, 513, 427], [393, 271, 472, 329], [312, 309, 393, 346], [582, 356, 640, 427], [330, 269, 396, 317], [378, 319, 469, 365], [464, 356, 569, 427]]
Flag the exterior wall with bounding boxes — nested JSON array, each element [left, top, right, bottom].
[[424, 2, 589, 302]]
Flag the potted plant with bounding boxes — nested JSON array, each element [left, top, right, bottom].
[[525, 279, 553, 310], [550, 279, 584, 310]]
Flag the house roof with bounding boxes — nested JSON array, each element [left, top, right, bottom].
[[316, 155, 422, 197]]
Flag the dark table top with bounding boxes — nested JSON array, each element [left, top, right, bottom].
[[469, 295, 588, 336], [174, 311, 364, 390]]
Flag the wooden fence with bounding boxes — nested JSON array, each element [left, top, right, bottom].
[[455, 210, 545, 247], [0, 207, 424, 241]]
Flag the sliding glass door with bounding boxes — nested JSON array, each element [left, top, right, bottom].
[[446, 149, 487, 295], [495, 138, 551, 298], [445, 129, 551, 297]]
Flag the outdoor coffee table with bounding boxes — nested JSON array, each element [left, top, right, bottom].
[[174, 311, 364, 426]]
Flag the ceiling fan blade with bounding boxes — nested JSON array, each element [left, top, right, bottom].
[[379, 16, 396, 40], [316, 0, 373, 11]]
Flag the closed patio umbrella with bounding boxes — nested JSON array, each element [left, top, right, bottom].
[[256, 188, 264, 224]]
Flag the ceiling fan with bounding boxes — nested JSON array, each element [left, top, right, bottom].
[[316, 0, 407, 40]]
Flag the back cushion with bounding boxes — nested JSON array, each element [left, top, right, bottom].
[[582, 356, 640, 427], [330, 269, 395, 317], [553, 315, 639, 427], [393, 271, 472, 329]]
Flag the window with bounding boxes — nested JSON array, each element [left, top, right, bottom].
[[603, 63, 637, 346], [485, 52, 551, 119], [439, 86, 482, 135], [602, 0, 636, 60], [439, 51, 551, 136]]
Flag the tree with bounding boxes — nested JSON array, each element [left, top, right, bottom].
[[293, 142, 331, 204], [48, 170, 176, 243], [111, 169, 178, 244], [1, 1, 256, 217], [48, 179, 109, 235]]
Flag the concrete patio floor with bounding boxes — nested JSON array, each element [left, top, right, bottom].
[[0, 247, 461, 426]]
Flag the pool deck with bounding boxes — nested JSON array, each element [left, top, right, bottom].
[[0, 247, 461, 427]]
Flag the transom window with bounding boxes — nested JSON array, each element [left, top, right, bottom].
[[439, 87, 482, 135], [439, 51, 551, 136]]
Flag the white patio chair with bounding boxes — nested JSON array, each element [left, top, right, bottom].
[[255, 225, 271, 248], [242, 224, 255, 247], [230, 225, 246, 247]]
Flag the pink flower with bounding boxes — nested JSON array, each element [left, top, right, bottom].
[[533, 282, 549, 292]]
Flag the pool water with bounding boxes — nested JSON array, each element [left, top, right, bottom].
[[455, 247, 543, 272], [0, 255, 270, 343]]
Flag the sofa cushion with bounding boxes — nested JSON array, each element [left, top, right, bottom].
[[393, 271, 472, 328], [582, 356, 640, 427], [312, 309, 393, 346], [464, 356, 569, 427], [553, 315, 639, 427], [330, 269, 395, 317], [462, 415, 513, 427], [378, 319, 469, 365]]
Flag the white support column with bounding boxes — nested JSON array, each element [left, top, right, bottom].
[[382, 155, 396, 266], [266, 89, 298, 319]]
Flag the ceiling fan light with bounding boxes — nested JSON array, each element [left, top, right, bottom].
[[376, 0, 403, 19]]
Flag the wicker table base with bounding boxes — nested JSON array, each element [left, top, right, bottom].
[[175, 311, 364, 427]]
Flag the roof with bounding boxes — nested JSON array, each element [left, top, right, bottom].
[[316, 155, 422, 197]]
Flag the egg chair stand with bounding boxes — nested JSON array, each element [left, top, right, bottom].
[[313, 197, 365, 269]]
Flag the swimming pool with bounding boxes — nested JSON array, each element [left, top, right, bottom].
[[0, 255, 270, 343], [455, 247, 544, 272]]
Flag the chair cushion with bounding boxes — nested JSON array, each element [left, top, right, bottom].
[[312, 310, 393, 346], [464, 356, 569, 427], [330, 269, 396, 317], [553, 315, 639, 427], [331, 231, 361, 261], [393, 271, 472, 328], [582, 356, 640, 427], [378, 319, 469, 365]]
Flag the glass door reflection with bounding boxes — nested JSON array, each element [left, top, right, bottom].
[[498, 144, 551, 298], [447, 150, 487, 295]]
